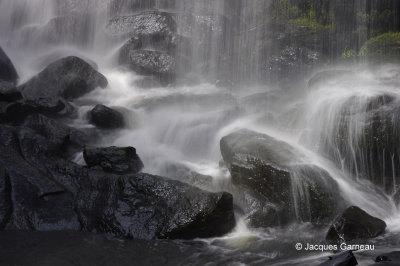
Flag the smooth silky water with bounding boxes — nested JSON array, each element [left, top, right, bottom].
[[1, 0, 400, 265]]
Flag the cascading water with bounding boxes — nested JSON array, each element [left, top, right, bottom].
[[1, 0, 400, 265]]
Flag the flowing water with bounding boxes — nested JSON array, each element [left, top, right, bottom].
[[1, 0, 400, 265]]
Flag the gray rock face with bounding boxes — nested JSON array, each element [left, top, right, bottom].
[[105, 10, 176, 39], [88, 104, 125, 129], [0, 46, 18, 84], [124, 50, 176, 78], [83, 146, 143, 174], [326, 206, 386, 242], [220, 129, 343, 227], [19, 56, 107, 100]]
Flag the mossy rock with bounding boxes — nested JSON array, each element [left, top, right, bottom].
[[359, 32, 400, 60]]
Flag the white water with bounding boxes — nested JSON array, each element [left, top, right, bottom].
[[1, 0, 400, 261]]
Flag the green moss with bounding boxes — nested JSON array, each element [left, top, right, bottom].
[[359, 32, 400, 58], [340, 48, 357, 59], [290, 17, 331, 31]]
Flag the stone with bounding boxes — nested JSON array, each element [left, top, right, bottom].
[[83, 146, 143, 174], [326, 206, 387, 242]]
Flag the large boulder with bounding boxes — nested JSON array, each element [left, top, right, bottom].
[[105, 10, 176, 39], [313, 91, 400, 193], [220, 129, 343, 227], [326, 206, 386, 242], [0, 46, 18, 83], [49, 160, 236, 239], [88, 104, 125, 129], [83, 146, 143, 174], [19, 56, 107, 100], [122, 50, 176, 79]]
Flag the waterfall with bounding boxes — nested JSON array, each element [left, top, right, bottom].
[[1, 0, 400, 264]]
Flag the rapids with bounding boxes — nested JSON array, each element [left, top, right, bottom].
[[1, 0, 400, 265]]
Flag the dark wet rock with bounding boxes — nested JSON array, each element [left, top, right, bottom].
[[21, 114, 87, 159], [0, 125, 64, 197], [88, 104, 125, 129], [121, 50, 177, 79], [326, 206, 386, 242], [373, 252, 400, 265], [220, 129, 343, 227], [6, 173, 80, 231], [0, 166, 12, 229], [0, 46, 18, 83], [267, 46, 321, 82], [318, 251, 358, 266], [1, 97, 74, 124], [50, 160, 236, 239], [0, 80, 22, 102], [105, 10, 176, 39], [324, 93, 400, 193], [19, 56, 108, 100], [83, 146, 143, 174]]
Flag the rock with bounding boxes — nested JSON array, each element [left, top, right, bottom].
[[0, 80, 22, 102], [21, 114, 87, 160], [118, 37, 142, 64], [359, 32, 400, 61], [220, 129, 343, 227], [105, 10, 176, 39], [88, 104, 125, 129], [121, 50, 177, 80], [267, 46, 321, 82], [373, 251, 400, 265], [83, 146, 143, 174], [0, 125, 64, 197], [1, 97, 74, 124], [0, 166, 12, 229], [326, 206, 386, 242], [321, 93, 400, 193], [19, 56, 108, 100], [318, 251, 358, 266], [49, 160, 236, 239], [6, 172, 80, 231], [0, 46, 18, 83]]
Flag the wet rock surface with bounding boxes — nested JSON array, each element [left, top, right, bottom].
[[88, 104, 125, 129], [220, 129, 343, 227], [83, 146, 143, 174], [19, 56, 107, 100], [105, 10, 176, 39], [122, 49, 177, 79], [0, 46, 18, 83], [326, 206, 387, 242]]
